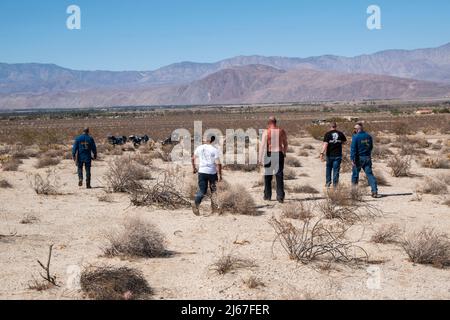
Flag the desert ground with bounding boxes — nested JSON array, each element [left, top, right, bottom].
[[0, 104, 449, 300]]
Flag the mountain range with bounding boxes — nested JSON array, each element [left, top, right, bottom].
[[1, 43, 450, 109]]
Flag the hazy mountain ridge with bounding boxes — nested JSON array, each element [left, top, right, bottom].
[[1, 42, 450, 109]]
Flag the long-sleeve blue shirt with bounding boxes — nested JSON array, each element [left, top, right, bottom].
[[350, 131, 373, 161], [72, 133, 97, 163]]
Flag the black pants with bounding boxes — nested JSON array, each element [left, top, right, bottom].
[[195, 173, 218, 206], [264, 152, 285, 201], [77, 161, 91, 185]]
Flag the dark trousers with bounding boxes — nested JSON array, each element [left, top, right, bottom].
[[264, 152, 285, 201], [352, 156, 378, 193], [77, 161, 91, 184], [326, 156, 342, 187], [195, 173, 218, 206]]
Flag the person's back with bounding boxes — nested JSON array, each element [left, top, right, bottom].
[[350, 124, 379, 198], [195, 143, 220, 174], [72, 128, 97, 189], [351, 131, 373, 160], [74, 133, 96, 162]]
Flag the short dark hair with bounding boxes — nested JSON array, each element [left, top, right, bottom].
[[83, 127, 89, 134], [209, 135, 216, 143], [331, 122, 337, 128]]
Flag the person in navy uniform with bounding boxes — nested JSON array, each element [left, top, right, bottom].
[[350, 123, 380, 198], [72, 128, 97, 189]]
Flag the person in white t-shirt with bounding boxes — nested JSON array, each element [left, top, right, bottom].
[[191, 135, 222, 216]]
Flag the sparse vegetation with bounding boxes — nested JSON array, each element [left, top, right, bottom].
[[30, 170, 60, 195], [80, 265, 153, 300], [270, 217, 368, 264], [289, 184, 319, 194], [282, 202, 314, 220], [210, 251, 256, 275], [285, 157, 301, 167], [284, 168, 297, 180], [217, 183, 257, 215], [20, 214, 39, 224], [243, 276, 265, 289], [35, 156, 61, 169], [401, 228, 450, 268], [387, 155, 411, 177], [104, 217, 167, 258], [371, 224, 401, 244], [130, 172, 190, 209], [417, 177, 448, 195], [420, 157, 450, 169], [0, 179, 12, 188], [104, 156, 150, 193], [2, 158, 22, 171]]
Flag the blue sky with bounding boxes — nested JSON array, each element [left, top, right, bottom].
[[1, 0, 449, 71]]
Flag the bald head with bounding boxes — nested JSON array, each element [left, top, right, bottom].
[[354, 123, 363, 133], [268, 116, 277, 126]]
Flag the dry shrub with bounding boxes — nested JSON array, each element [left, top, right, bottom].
[[285, 157, 301, 167], [444, 174, 450, 185], [98, 193, 114, 203], [396, 136, 430, 149], [306, 125, 327, 140], [287, 146, 295, 153], [0, 179, 12, 188], [282, 202, 314, 220], [399, 145, 427, 156], [104, 157, 150, 193], [417, 177, 448, 195], [35, 156, 61, 169], [303, 144, 315, 150], [130, 172, 190, 209], [270, 217, 368, 264], [210, 252, 256, 275], [104, 217, 167, 258], [387, 155, 411, 177], [226, 163, 258, 172], [289, 139, 302, 147], [80, 265, 153, 300], [371, 224, 401, 244], [318, 186, 379, 223], [340, 155, 352, 173], [297, 150, 309, 157], [443, 199, 450, 207], [243, 276, 265, 289], [20, 214, 39, 224], [420, 157, 450, 169], [362, 169, 390, 186], [372, 145, 393, 159], [2, 158, 22, 171], [401, 228, 450, 267], [217, 183, 257, 215], [30, 171, 60, 195], [284, 168, 297, 180], [376, 137, 392, 145], [431, 143, 442, 150], [290, 184, 319, 194]]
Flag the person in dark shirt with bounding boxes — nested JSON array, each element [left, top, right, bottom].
[[350, 123, 380, 198], [72, 128, 97, 189], [320, 122, 347, 188]]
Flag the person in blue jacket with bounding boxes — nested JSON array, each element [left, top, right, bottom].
[[72, 128, 97, 189], [350, 123, 380, 198]]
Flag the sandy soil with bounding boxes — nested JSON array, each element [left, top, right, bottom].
[[0, 135, 449, 300]]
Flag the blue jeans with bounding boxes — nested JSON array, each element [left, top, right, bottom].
[[326, 156, 342, 187], [195, 173, 218, 206], [77, 161, 91, 184], [352, 156, 378, 193]]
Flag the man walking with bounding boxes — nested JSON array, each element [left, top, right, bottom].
[[72, 128, 97, 189], [320, 122, 347, 188], [259, 116, 288, 203], [350, 123, 380, 198], [192, 135, 222, 216]]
